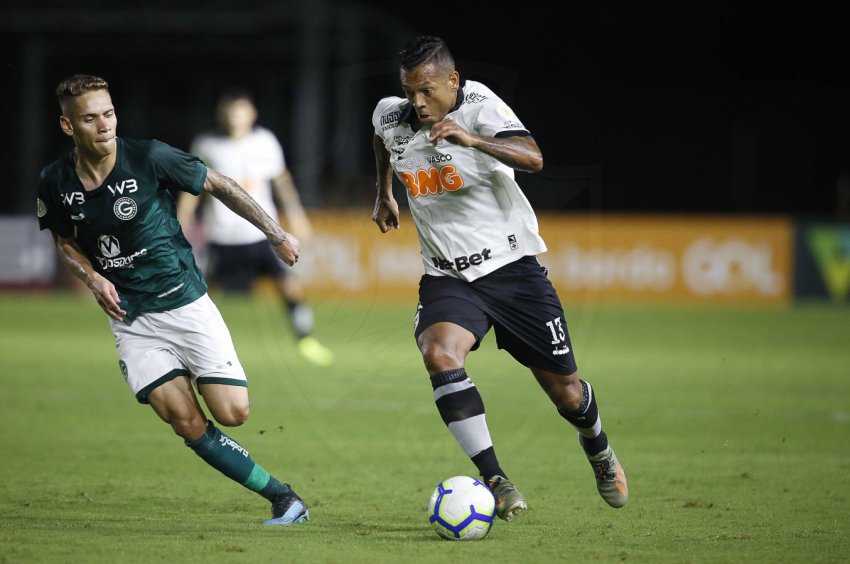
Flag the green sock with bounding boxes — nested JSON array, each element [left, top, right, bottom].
[[186, 420, 290, 502]]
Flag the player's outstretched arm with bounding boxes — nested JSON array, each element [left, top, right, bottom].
[[204, 168, 301, 266], [429, 119, 543, 173], [272, 170, 313, 240], [53, 233, 126, 321], [371, 134, 399, 233]]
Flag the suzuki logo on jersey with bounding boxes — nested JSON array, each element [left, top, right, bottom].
[[399, 165, 465, 198], [61, 192, 85, 206], [113, 197, 138, 220], [432, 248, 492, 272], [98, 234, 121, 258], [107, 179, 138, 196]]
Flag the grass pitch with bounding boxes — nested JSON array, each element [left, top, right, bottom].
[[1, 292, 848, 563]]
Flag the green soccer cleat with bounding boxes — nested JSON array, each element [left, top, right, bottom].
[[263, 489, 310, 526], [297, 336, 335, 367], [586, 445, 628, 508], [487, 475, 528, 522]]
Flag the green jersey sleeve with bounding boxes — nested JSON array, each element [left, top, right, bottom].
[[148, 139, 207, 196], [36, 165, 73, 237]]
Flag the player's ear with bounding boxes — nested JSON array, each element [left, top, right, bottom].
[[59, 115, 73, 137], [449, 71, 460, 91]]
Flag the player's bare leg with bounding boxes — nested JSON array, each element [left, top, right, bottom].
[[532, 368, 628, 508], [419, 322, 527, 521]]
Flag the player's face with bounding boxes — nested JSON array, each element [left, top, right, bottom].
[[219, 99, 257, 139], [400, 63, 459, 126], [60, 89, 117, 159]]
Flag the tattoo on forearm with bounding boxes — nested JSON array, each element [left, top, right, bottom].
[[210, 173, 286, 244]]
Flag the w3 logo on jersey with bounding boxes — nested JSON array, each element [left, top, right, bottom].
[[107, 179, 138, 196], [61, 192, 85, 206], [399, 165, 465, 198]]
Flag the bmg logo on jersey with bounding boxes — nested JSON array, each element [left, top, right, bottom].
[[113, 197, 138, 220], [399, 165, 465, 198]]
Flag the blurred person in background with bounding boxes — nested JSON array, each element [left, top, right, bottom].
[[371, 36, 628, 522], [37, 74, 309, 526], [178, 89, 334, 367]]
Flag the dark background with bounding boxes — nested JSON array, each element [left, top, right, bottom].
[[3, 1, 848, 216]]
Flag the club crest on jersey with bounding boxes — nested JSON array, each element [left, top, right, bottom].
[[113, 197, 138, 220]]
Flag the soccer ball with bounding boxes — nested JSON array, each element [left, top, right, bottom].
[[427, 475, 496, 540]]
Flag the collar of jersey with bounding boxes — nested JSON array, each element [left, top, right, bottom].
[[400, 81, 466, 131]]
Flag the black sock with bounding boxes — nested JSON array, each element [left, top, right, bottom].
[[558, 380, 609, 456], [431, 369, 506, 481], [472, 447, 507, 483]]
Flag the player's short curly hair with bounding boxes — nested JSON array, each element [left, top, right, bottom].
[[55, 74, 109, 104], [398, 36, 454, 72]]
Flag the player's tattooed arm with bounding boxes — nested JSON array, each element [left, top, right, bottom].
[[372, 134, 399, 232], [429, 119, 543, 172], [204, 167, 301, 265], [53, 233, 126, 321]]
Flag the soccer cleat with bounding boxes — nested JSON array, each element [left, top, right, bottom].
[[586, 446, 628, 508], [263, 490, 310, 526], [297, 336, 335, 367], [487, 475, 528, 522]]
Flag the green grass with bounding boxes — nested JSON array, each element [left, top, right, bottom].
[[1, 292, 849, 563]]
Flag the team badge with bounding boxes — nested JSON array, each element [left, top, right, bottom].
[[36, 198, 47, 218], [114, 197, 137, 220], [118, 360, 129, 382]]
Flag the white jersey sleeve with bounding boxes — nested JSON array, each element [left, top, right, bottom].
[[473, 96, 530, 138]]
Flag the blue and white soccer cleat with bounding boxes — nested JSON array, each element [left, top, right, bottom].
[[263, 490, 310, 526]]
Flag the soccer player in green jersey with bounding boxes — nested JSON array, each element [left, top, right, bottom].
[[36, 74, 308, 526]]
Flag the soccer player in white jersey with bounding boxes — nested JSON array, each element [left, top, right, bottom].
[[178, 89, 333, 366], [371, 36, 628, 521]]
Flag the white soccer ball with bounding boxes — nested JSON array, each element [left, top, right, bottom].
[[427, 475, 496, 540]]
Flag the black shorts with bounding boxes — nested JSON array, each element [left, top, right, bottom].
[[414, 256, 577, 375], [207, 240, 290, 291]]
